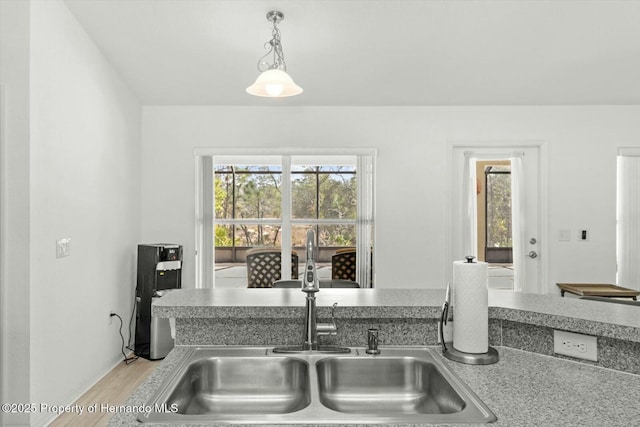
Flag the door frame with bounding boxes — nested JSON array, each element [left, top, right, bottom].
[[0, 82, 5, 425], [446, 140, 548, 293]]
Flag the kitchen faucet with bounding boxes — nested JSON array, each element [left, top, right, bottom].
[[273, 230, 350, 353]]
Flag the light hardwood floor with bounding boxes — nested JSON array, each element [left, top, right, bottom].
[[49, 355, 160, 427]]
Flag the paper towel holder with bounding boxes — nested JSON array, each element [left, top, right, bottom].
[[440, 281, 499, 365]]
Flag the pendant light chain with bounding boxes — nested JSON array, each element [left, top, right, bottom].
[[257, 14, 287, 72]]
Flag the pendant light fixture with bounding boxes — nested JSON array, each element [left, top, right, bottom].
[[246, 10, 303, 98]]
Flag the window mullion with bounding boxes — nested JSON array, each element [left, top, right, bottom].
[[231, 167, 236, 260], [289, 218, 357, 225], [281, 156, 292, 280], [316, 167, 320, 247], [217, 218, 284, 225]]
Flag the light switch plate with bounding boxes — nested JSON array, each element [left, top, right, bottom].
[[56, 238, 71, 258], [559, 229, 571, 241]]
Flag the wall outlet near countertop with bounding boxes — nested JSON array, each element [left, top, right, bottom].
[[553, 330, 597, 362]]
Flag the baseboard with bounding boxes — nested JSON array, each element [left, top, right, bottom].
[[33, 353, 127, 427]]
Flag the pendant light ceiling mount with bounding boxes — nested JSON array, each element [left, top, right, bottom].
[[265, 10, 284, 24], [246, 10, 303, 98]]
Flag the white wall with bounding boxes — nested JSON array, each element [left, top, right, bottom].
[[29, 1, 141, 425], [141, 106, 640, 292], [0, 1, 32, 425]]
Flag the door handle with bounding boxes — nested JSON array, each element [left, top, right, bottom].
[[528, 251, 538, 259]]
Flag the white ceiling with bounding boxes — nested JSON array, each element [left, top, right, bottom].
[[63, 0, 640, 106]]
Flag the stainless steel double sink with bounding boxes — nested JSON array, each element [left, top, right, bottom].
[[138, 346, 496, 424]]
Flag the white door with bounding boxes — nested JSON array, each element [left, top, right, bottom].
[[449, 144, 545, 294]]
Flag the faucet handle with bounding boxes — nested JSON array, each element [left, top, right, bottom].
[[366, 328, 381, 355], [330, 302, 338, 318]]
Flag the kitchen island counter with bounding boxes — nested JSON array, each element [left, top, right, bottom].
[[108, 345, 640, 427], [153, 288, 640, 343], [107, 288, 640, 426]]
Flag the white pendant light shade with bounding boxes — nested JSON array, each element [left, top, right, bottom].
[[246, 69, 303, 98]]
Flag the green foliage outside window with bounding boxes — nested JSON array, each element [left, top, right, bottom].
[[486, 169, 512, 248], [215, 165, 356, 248], [292, 167, 356, 247]]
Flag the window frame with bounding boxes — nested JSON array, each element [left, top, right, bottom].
[[195, 148, 376, 289], [484, 164, 513, 264]]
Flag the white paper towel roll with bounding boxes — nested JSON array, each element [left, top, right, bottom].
[[452, 260, 488, 354]]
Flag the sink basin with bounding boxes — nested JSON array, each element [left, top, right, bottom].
[[316, 356, 466, 415], [165, 356, 310, 415], [139, 346, 496, 424]]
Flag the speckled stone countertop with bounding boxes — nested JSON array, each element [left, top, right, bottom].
[[153, 288, 640, 342], [107, 289, 640, 426], [108, 346, 640, 427]]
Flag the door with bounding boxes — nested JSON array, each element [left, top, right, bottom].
[[450, 144, 545, 293]]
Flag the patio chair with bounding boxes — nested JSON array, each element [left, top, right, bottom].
[[331, 247, 356, 282], [246, 248, 299, 288]]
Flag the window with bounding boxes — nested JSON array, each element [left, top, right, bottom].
[[291, 164, 357, 250], [484, 164, 513, 264], [195, 150, 375, 289], [214, 164, 284, 258], [474, 160, 513, 264]]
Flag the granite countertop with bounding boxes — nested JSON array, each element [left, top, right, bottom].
[[153, 288, 640, 343], [108, 345, 640, 427], [107, 289, 640, 426]]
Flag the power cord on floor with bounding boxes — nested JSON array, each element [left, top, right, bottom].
[[110, 313, 139, 365]]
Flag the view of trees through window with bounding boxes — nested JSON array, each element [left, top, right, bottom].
[[291, 165, 356, 247], [214, 164, 357, 256], [215, 165, 283, 247], [485, 165, 512, 249]]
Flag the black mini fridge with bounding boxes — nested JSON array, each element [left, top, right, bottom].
[[134, 244, 182, 360]]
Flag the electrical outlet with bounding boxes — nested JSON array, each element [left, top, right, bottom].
[[553, 330, 597, 361]]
